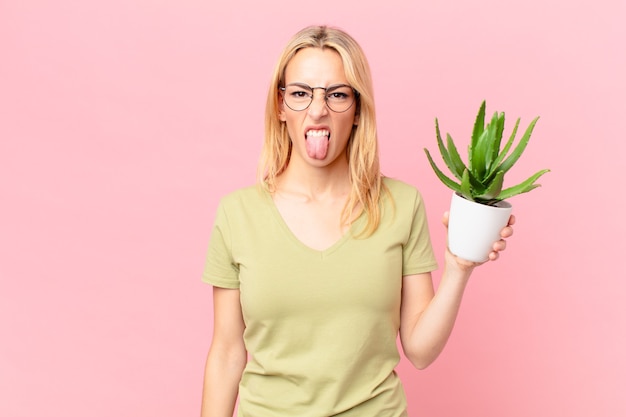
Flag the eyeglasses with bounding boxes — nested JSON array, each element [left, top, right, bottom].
[[279, 83, 359, 113]]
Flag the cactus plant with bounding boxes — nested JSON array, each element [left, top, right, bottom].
[[424, 100, 549, 206]]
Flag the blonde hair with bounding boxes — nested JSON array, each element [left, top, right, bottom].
[[258, 25, 386, 236]]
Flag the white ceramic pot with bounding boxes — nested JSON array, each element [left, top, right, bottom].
[[447, 192, 513, 262]]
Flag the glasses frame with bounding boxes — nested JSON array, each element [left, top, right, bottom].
[[279, 82, 359, 113]]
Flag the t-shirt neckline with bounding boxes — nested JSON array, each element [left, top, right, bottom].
[[261, 187, 363, 257]]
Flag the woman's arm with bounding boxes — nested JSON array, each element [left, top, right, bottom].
[[201, 287, 247, 417], [399, 214, 514, 369]]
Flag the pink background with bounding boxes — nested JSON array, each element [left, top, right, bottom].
[[2, 1, 625, 416]]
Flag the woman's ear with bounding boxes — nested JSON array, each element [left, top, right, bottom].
[[278, 95, 287, 122], [353, 99, 361, 126]]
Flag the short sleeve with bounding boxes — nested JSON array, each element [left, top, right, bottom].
[[202, 200, 240, 289], [402, 189, 438, 276]]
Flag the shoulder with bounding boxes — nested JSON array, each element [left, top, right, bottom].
[[382, 177, 424, 204], [212, 184, 271, 227], [219, 184, 267, 208]]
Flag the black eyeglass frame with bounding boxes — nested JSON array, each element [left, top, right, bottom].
[[279, 82, 360, 113]]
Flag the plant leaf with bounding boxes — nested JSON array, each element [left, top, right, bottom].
[[487, 117, 520, 180], [474, 127, 488, 179], [496, 116, 540, 175], [435, 119, 464, 180], [460, 169, 473, 201], [475, 170, 504, 201], [469, 101, 486, 175], [446, 133, 467, 180], [424, 148, 462, 193], [471, 100, 486, 150], [497, 169, 550, 200], [486, 112, 505, 173], [469, 129, 488, 179], [459, 151, 486, 196], [473, 109, 501, 181]]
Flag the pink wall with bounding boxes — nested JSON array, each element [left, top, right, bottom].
[[1, 1, 624, 416]]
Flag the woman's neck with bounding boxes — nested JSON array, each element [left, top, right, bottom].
[[275, 159, 351, 201]]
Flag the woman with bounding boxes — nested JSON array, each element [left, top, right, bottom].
[[201, 25, 513, 417]]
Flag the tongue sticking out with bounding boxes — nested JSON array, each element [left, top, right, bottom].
[[305, 133, 329, 160]]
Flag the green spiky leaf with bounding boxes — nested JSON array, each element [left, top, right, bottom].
[[445, 133, 467, 180], [470, 101, 486, 150], [435, 119, 463, 180], [486, 117, 520, 179], [486, 112, 505, 173], [424, 148, 462, 193], [497, 169, 550, 200], [475, 170, 504, 202], [460, 169, 473, 201], [472, 125, 490, 179], [469, 101, 486, 175], [496, 116, 540, 175]]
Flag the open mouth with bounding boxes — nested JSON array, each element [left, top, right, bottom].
[[305, 129, 330, 160]]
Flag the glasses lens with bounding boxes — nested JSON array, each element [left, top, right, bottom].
[[325, 85, 356, 112], [283, 85, 313, 111]]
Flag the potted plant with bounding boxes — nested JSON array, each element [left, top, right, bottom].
[[424, 100, 550, 262]]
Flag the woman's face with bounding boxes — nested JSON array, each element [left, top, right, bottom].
[[279, 47, 358, 169]]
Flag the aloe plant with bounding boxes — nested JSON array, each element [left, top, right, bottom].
[[424, 101, 549, 206]]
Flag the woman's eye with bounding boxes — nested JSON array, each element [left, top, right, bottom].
[[329, 92, 349, 100], [291, 90, 309, 98]]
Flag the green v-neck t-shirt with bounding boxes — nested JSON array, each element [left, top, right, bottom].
[[203, 177, 438, 416]]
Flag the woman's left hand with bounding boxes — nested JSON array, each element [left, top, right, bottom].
[[487, 213, 515, 261], [442, 212, 515, 268]]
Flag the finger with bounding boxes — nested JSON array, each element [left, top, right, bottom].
[[500, 226, 514, 238], [508, 214, 516, 226], [493, 239, 507, 252], [442, 211, 450, 227]]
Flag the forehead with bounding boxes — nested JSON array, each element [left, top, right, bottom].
[[283, 47, 348, 85]]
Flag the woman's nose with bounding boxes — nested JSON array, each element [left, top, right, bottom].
[[307, 91, 329, 118]]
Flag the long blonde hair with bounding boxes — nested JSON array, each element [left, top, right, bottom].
[[258, 25, 386, 236]]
